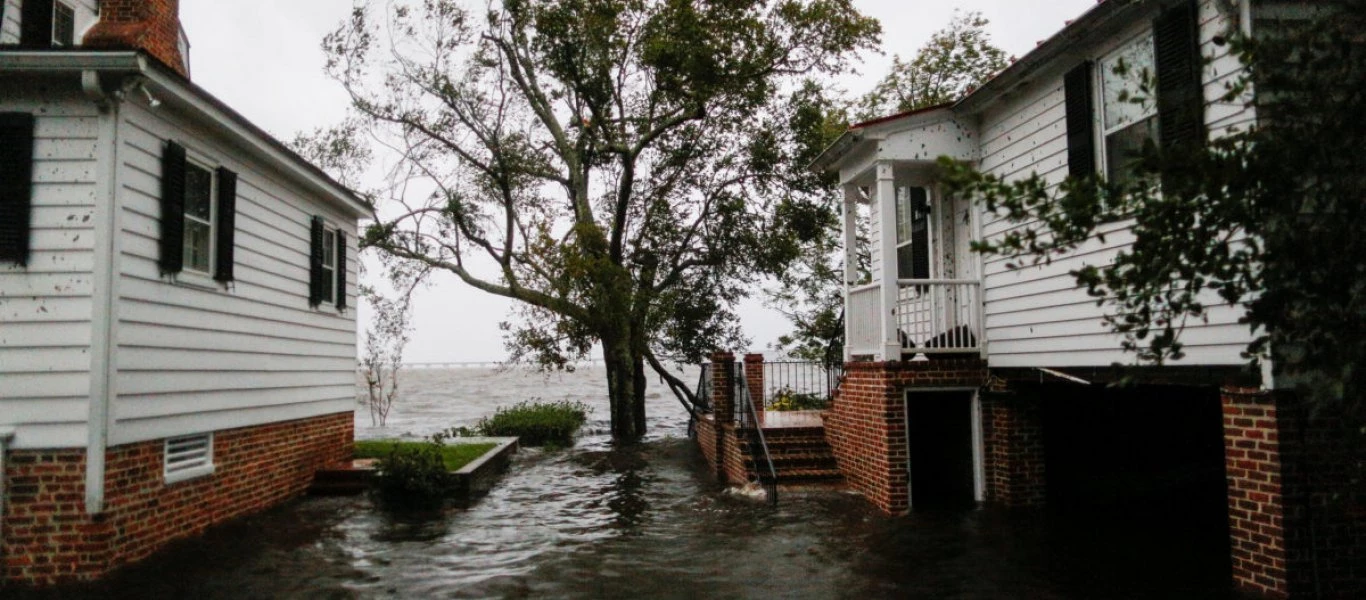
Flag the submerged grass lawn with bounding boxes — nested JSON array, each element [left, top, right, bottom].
[[354, 440, 498, 471]]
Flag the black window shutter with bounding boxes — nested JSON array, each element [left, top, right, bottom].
[[159, 140, 187, 275], [1064, 61, 1097, 179], [1155, 0, 1204, 153], [335, 230, 347, 310], [20, 0, 54, 48], [308, 215, 324, 306], [0, 113, 36, 266], [213, 167, 237, 282]]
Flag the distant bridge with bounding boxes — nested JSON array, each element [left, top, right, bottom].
[[401, 360, 608, 369]]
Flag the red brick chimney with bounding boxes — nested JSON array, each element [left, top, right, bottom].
[[83, 0, 189, 78]]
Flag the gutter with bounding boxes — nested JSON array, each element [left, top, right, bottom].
[[0, 427, 14, 554]]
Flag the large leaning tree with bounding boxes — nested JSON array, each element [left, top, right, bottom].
[[315, 0, 879, 442], [939, 0, 1366, 427], [768, 12, 1008, 362]]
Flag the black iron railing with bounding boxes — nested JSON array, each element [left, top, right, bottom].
[[763, 361, 844, 411], [733, 364, 778, 506]]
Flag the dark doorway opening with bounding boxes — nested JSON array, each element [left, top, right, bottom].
[[907, 390, 976, 509], [1039, 383, 1231, 591]]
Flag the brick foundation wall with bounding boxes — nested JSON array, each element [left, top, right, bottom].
[[824, 359, 987, 514], [2, 411, 352, 586], [1223, 387, 1366, 599], [981, 390, 1046, 508]]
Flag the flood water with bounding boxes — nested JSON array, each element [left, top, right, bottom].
[[23, 367, 1232, 599]]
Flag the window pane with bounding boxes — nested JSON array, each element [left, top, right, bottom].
[[323, 230, 335, 268], [183, 220, 211, 272], [1101, 34, 1156, 132], [321, 267, 334, 303], [53, 3, 75, 46], [1105, 117, 1159, 184], [897, 243, 916, 280], [184, 165, 212, 220]]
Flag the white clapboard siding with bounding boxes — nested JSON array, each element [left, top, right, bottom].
[[0, 0, 20, 44], [0, 83, 99, 448], [109, 99, 358, 445], [977, 1, 1256, 368]]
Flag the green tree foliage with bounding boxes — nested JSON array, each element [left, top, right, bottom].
[[940, 0, 1366, 425], [311, 0, 878, 442], [769, 12, 1006, 361], [856, 10, 1009, 119]]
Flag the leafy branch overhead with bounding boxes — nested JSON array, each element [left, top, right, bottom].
[[309, 0, 879, 441]]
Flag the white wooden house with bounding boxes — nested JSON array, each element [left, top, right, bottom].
[[818, 0, 1257, 369], [0, 0, 366, 585], [811, 2, 1359, 598]]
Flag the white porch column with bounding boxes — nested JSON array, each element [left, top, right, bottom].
[[841, 184, 859, 363], [875, 162, 900, 360]]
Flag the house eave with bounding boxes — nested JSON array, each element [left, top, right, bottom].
[[954, 0, 1153, 115], [0, 50, 370, 219]]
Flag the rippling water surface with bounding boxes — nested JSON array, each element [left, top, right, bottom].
[[27, 367, 1231, 599]]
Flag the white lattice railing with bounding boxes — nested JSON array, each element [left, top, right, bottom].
[[895, 279, 982, 354], [847, 283, 881, 356]]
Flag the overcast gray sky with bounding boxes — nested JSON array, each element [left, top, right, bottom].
[[179, 0, 1096, 363]]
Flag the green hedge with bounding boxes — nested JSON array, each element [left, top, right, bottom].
[[473, 400, 589, 447]]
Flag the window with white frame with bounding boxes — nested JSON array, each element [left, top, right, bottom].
[[181, 161, 216, 274], [1099, 32, 1159, 184]]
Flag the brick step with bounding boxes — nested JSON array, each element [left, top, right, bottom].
[[745, 452, 838, 471], [740, 435, 831, 449], [755, 426, 827, 439], [759, 467, 844, 483], [308, 461, 376, 495], [748, 440, 830, 453]]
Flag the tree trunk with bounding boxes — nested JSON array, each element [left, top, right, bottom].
[[603, 334, 647, 443]]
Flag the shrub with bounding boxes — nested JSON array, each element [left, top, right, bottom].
[[373, 440, 450, 503], [769, 387, 828, 411], [472, 399, 589, 447]]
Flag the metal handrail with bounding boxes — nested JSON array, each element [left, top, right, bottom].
[[734, 365, 778, 506]]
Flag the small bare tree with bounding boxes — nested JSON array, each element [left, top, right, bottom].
[[359, 277, 417, 427]]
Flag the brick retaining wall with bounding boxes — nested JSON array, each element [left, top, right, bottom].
[[2, 412, 352, 586]]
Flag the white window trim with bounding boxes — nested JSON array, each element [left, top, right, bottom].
[[178, 154, 218, 286], [1094, 30, 1159, 179], [164, 433, 216, 484]]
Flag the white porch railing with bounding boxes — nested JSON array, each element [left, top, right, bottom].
[[847, 283, 882, 356], [846, 279, 983, 358], [895, 279, 982, 354]]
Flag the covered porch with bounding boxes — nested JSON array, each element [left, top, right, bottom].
[[822, 107, 986, 361]]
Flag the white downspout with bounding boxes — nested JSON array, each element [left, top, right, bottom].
[[82, 70, 124, 515], [1, 427, 14, 554]]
